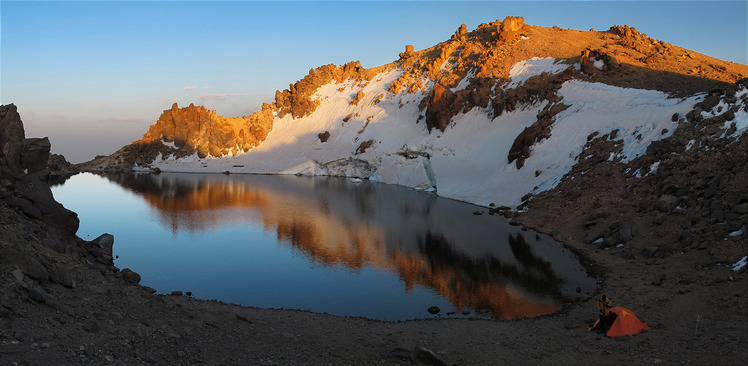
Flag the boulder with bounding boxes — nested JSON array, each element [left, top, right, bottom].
[[585, 228, 605, 244], [733, 203, 748, 214], [641, 246, 660, 258], [413, 346, 448, 366], [1, 249, 49, 282], [121, 268, 141, 284], [452, 24, 468, 39], [618, 218, 635, 243], [399, 45, 416, 60], [50, 265, 76, 288], [28, 286, 48, 303], [658, 194, 679, 212], [501, 16, 525, 33], [88, 233, 114, 262]]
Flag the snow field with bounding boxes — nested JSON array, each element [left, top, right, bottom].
[[152, 59, 711, 208]]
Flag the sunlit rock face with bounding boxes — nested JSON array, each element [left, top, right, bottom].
[[138, 102, 275, 159], [90, 17, 748, 212], [98, 172, 594, 319]]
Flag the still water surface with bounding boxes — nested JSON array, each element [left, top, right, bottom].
[[52, 172, 594, 321]]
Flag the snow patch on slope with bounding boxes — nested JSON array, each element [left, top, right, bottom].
[[507, 57, 571, 87], [151, 60, 701, 208]]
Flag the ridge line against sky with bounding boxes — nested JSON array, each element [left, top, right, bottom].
[[1, 0, 746, 162]]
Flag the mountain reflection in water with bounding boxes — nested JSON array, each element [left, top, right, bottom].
[[69, 172, 595, 320]]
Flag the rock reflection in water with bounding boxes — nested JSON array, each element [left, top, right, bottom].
[[93, 172, 595, 320]]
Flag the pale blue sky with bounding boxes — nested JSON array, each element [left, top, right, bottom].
[[2, 1, 746, 162]]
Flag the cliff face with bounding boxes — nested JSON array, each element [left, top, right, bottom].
[[0, 104, 79, 236], [139, 102, 275, 159]]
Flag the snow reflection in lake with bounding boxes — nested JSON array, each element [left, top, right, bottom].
[[52, 172, 594, 321]]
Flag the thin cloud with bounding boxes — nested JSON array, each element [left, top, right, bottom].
[[183, 85, 198, 91], [98, 117, 148, 124], [198, 93, 252, 101]]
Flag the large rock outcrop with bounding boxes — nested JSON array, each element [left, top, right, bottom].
[[139, 102, 275, 159], [274, 61, 373, 119], [0, 104, 79, 236]]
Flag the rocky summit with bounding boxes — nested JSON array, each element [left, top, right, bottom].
[[2, 17, 747, 365]]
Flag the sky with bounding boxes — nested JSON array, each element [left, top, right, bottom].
[[1, 1, 746, 163]]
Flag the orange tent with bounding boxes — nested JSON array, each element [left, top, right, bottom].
[[606, 306, 649, 337]]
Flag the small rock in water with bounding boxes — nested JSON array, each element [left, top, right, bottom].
[[428, 306, 440, 315], [171, 291, 183, 296]]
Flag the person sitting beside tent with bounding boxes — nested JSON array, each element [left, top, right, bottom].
[[588, 295, 649, 337], [589, 295, 616, 333]]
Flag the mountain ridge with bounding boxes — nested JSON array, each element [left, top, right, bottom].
[[83, 18, 746, 169], [79, 17, 747, 209]]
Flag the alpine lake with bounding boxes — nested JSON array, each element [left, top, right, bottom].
[[51, 172, 595, 321]]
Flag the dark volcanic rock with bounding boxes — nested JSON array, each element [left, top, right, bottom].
[[658, 194, 679, 212], [2, 249, 49, 282], [0, 104, 26, 178], [585, 228, 605, 244], [414, 346, 448, 366], [641, 246, 660, 258], [87, 233, 114, 264], [50, 265, 76, 288], [121, 268, 141, 284], [28, 286, 48, 303], [1, 105, 80, 235], [21, 137, 51, 174]]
